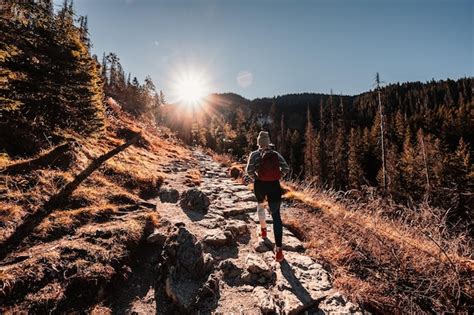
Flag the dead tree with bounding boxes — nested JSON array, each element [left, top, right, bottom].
[[375, 73, 387, 191], [418, 130, 431, 191]]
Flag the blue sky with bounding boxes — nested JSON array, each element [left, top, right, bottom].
[[63, 0, 472, 100]]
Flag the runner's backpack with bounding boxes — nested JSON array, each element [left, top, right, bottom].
[[257, 149, 281, 181]]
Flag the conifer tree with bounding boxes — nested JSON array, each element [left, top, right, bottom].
[[1, 0, 105, 154], [289, 130, 301, 177], [348, 128, 364, 189], [311, 132, 324, 186], [333, 127, 348, 189], [384, 142, 403, 196], [304, 107, 316, 179]]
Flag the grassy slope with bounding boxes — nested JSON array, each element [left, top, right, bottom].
[[281, 184, 473, 313], [0, 102, 190, 312]]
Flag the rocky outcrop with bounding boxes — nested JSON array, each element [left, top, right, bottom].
[[253, 238, 274, 252], [146, 228, 167, 245], [203, 230, 233, 246], [158, 188, 180, 203], [272, 252, 333, 314], [241, 254, 274, 284], [319, 292, 362, 314], [253, 286, 278, 314], [179, 188, 210, 212], [156, 224, 215, 311]]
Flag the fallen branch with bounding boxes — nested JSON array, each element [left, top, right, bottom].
[[46, 133, 141, 208]]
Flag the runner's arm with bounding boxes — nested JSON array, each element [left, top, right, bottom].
[[277, 152, 290, 177], [245, 151, 259, 179]]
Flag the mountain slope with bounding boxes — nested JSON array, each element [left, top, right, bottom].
[[0, 102, 364, 314]]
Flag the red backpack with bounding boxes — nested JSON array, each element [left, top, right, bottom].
[[257, 149, 281, 181]]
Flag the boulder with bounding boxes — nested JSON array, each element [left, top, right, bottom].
[[319, 292, 363, 314], [221, 202, 256, 217], [235, 192, 258, 202], [159, 188, 180, 203], [146, 228, 167, 245], [179, 188, 210, 212], [273, 252, 333, 315], [245, 254, 273, 279], [203, 231, 233, 247], [282, 235, 305, 252], [218, 259, 242, 279], [253, 287, 278, 314], [253, 238, 274, 253], [156, 226, 214, 311], [224, 220, 249, 237]]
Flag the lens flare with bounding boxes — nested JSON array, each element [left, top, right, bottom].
[[171, 68, 210, 106]]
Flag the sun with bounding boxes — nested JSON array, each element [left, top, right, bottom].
[[173, 71, 209, 106]]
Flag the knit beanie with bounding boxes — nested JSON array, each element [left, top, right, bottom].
[[257, 131, 270, 148]]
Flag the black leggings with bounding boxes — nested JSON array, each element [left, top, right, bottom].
[[254, 180, 283, 247]]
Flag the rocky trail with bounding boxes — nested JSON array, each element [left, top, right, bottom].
[[109, 150, 362, 314]]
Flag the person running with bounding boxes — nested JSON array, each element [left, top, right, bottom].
[[244, 131, 290, 262]]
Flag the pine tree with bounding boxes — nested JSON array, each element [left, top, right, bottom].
[[1, 0, 105, 154], [311, 132, 324, 186], [278, 114, 287, 157], [416, 129, 431, 192], [289, 130, 301, 177], [268, 101, 278, 147], [333, 127, 348, 189], [348, 128, 364, 189], [394, 110, 406, 149], [384, 141, 403, 196], [304, 107, 316, 179]]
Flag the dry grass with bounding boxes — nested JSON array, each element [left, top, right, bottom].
[[184, 169, 202, 186], [34, 205, 118, 241], [102, 159, 165, 199], [0, 102, 191, 312], [281, 182, 473, 313], [0, 153, 11, 169], [211, 152, 234, 167], [229, 164, 244, 179]]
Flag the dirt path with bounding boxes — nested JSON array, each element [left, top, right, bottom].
[[108, 149, 362, 314]]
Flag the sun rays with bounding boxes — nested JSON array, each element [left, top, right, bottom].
[[170, 67, 211, 107]]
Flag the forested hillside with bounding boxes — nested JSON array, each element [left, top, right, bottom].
[[0, 1, 164, 157], [163, 78, 473, 224], [1, 1, 104, 156]]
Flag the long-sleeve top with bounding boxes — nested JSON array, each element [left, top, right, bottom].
[[245, 149, 290, 180]]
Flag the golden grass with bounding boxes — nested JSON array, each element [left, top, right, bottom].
[[211, 152, 234, 167], [0, 153, 11, 169], [185, 169, 202, 186], [0, 204, 24, 222], [281, 183, 473, 313], [229, 164, 244, 179], [35, 205, 118, 240], [0, 101, 190, 312]]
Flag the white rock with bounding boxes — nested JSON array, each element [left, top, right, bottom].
[[319, 292, 363, 314], [203, 232, 229, 246], [246, 254, 271, 274]]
